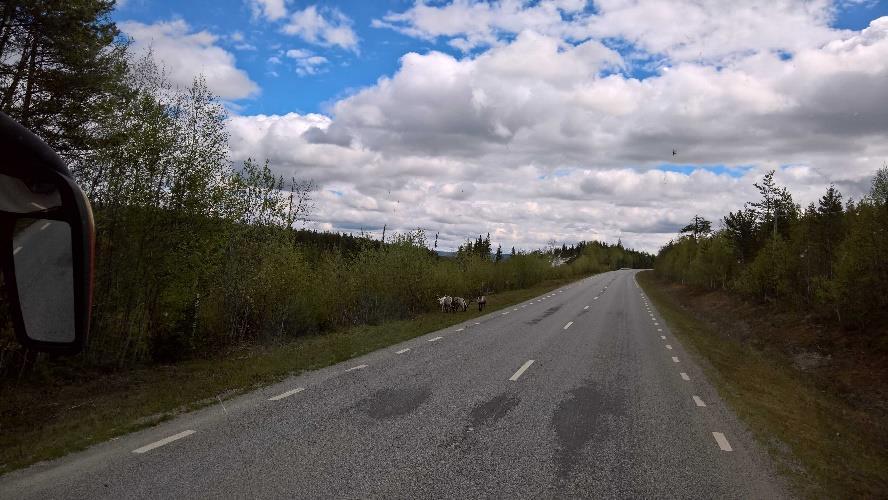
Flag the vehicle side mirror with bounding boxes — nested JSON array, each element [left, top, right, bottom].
[[1, 112, 94, 354]]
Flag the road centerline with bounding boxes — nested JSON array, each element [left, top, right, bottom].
[[509, 360, 535, 381]]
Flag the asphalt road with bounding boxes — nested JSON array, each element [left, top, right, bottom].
[[0, 270, 787, 499]]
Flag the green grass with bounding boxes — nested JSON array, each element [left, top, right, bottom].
[[0, 276, 580, 474], [636, 271, 888, 498]]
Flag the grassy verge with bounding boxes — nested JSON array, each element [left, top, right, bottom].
[[0, 276, 580, 474], [636, 271, 888, 498]]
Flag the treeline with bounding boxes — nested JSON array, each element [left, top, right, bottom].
[[0, 1, 655, 374], [656, 169, 888, 329]]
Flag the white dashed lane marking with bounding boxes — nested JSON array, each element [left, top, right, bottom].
[[13, 246, 22, 255], [680, 372, 690, 381], [396, 348, 411, 354], [133, 430, 195, 454], [345, 364, 369, 371], [665, 345, 673, 350], [693, 396, 707, 407], [660, 336, 666, 339], [563, 321, 573, 330], [268, 387, 304, 401], [455, 328, 464, 332], [672, 357, 680, 363], [427, 337, 443, 343], [583, 305, 589, 310], [713, 432, 733, 451], [509, 360, 535, 381], [40, 222, 50, 230]]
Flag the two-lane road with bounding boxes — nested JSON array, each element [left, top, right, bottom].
[[0, 270, 786, 498]]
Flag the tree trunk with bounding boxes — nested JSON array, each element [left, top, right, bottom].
[[0, 0, 17, 62], [0, 33, 31, 111], [20, 35, 38, 127]]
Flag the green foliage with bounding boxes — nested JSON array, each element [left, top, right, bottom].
[[656, 169, 888, 329], [0, 0, 128, 160]]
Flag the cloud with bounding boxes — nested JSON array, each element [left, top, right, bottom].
[[283, 5, 359, 51], [120, 19, 259, 100], [249, 0, 288, 21], [228, 14, 888, 252], [375, 0, 847, 62], [285, 48, 329, 75]]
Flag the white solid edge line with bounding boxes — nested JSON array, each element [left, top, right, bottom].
[[268, 387, 305, 401], [672, 356, 680, 363], [693, 395, 707, 407], [563, 321, 573, 330], [13, 246, 22, 255], [133, 430, 195, 454], [713, 432, 733, 451], [428, 337, 443, 342], [509, 359, 535, 381], [396, 348, 411, 354], [346, 364, 369, 371], [680, 372, 690, 381]]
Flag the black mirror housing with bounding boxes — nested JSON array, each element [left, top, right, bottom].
[[0, 111, 94, 354]]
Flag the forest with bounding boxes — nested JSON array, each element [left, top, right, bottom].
[[0, 1, 653, 376], [656, 168, 888, 331]]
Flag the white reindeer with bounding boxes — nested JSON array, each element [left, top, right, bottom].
[[438, 295, 453, 312], [453, 296, 468, 312]]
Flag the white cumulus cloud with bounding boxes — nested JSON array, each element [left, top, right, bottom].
[[227, 9, 888, 252], [120, 19, 259, 100], [283, 5, 359, 52]]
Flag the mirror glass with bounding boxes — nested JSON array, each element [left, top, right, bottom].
[[12, 218, 75, 343]]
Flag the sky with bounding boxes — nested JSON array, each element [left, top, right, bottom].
[[113, 0, 888, 252]]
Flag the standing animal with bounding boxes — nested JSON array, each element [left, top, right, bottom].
[[477, 295, 486, 311], [438, 295, 453, 312], [453, 296, 468, 312]]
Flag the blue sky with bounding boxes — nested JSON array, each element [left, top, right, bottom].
[[114, 0, 888, 116]]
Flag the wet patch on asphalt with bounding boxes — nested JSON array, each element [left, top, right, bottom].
[[527, 305, 562, 325], [552, 379, 625, 481], [470, 393, 521, 427], [439, 392, 522, 451], [357, 386, 431, 420]]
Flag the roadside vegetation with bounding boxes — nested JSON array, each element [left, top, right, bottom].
[[649, 169, 888, 496], [657, 168, 888, 331], [637, 272, 887, 497]]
